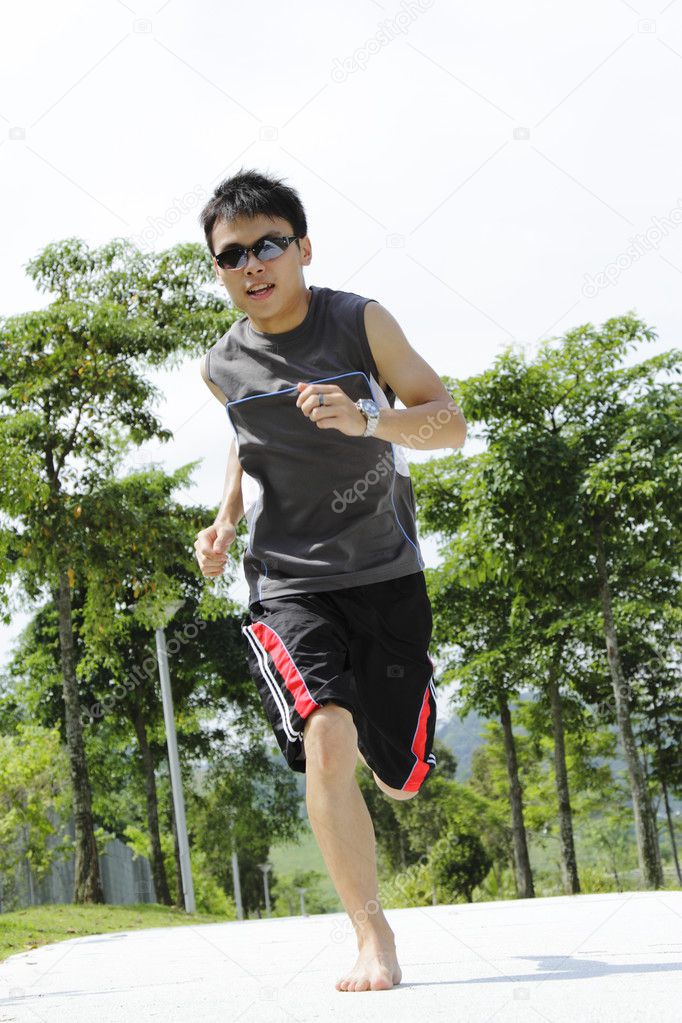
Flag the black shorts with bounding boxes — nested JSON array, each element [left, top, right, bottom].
[[241, 570, 438, 793]]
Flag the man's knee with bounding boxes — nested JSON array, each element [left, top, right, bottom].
[[303, 702, 358, 773], [372, 772, 419, 800]]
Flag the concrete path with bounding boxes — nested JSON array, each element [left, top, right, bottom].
[[1, 891, 680, 1022]]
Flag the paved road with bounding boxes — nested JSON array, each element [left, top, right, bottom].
[[1, 891, 680, 1022]]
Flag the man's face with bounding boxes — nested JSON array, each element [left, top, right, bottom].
[[211, 213, 311, 314]]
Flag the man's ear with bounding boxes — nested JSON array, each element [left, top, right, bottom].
[[299, 235, 312, 265]]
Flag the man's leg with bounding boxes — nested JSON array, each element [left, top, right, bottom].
[[303, 702, 417, 993]]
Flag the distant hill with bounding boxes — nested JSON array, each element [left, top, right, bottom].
[[435, 710, 489, 781]]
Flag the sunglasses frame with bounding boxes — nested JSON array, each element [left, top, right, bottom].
[[214, 234, 299, 271]]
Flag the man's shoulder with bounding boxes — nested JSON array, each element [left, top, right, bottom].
[[208, 311, 249, 354], [315, 284, 378, 318]]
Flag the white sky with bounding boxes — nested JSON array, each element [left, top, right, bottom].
[[1, 0, 680, 672]]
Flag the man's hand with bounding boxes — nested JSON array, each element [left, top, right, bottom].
[[194, 522, 237, 577], [295, 381, 368, 437]]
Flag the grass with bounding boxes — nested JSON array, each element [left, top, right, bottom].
[[269, 822, 341, 911], [0, 902, 229, 964]]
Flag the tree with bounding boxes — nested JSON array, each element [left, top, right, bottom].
[[0, 723, 71, 910], [413, 314, 679, 892], [356, 738, 457, 875], [1, 473, 259, 907], [191, 744, 303, 917], [0, 236, 236, 900]]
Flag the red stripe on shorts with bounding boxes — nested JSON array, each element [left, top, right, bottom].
[[249, 620, 320, 718], [402, 679, 433, 792]]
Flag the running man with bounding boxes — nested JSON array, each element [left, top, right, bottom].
[[193, 169, 466, 992]]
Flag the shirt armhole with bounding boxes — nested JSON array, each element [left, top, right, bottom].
[[356, 297, 395, 404], [356, 297, 381, 381], [205, 349, 214, 384]]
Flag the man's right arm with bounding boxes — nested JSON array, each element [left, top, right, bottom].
[[194, 357, 244, 578]]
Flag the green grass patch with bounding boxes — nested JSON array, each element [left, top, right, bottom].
[[269, 822, 341, 911], [0, 902, 229, 963]]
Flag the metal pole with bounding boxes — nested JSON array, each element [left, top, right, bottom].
[[297, 887, 307, 916], [258, 863, 272, 916], [155, 626, 195, 914], [231, 831, 244, 920]]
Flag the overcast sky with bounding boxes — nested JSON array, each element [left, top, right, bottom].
[[1, 0, 680, 673]]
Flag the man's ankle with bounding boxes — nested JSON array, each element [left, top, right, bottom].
[[353, 910, 394, 946]]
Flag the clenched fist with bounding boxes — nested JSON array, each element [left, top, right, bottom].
[[194, 522, 237, 577]]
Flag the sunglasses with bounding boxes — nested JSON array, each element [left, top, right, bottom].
[[214, 234, 299, 271]]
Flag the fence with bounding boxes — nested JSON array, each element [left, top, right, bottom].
[[0, 809, 157, 912]]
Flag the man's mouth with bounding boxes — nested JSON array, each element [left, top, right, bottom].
[[246, 283, 275, 299]]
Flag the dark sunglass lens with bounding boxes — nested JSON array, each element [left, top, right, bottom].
[[255, 238, 286, 261], [217, 248, 245, 269]]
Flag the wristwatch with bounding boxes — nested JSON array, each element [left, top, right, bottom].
[[355, 398, 381, 438]]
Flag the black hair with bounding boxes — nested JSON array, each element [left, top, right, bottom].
[[198, 168, 308, 256]]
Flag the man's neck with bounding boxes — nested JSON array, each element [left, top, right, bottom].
[[248, 285, 312, 334]]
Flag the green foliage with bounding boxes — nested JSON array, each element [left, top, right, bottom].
[[429, 828, 492, 902], [188, 847, 238, 917], [270, 869, 336, 917], [190, 745, 304, 917], [0, 723, 71, 886]]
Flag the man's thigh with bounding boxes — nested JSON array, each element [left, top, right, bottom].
[[241, 594, 358, 774], [341, 571, 438, 795]]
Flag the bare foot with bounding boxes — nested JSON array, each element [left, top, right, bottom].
[[335, 928, 402, 992]]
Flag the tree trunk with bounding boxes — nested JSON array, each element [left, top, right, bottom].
[[131, 706, 172, 905], [546, 657, 581, 894], [54, 569, 104, 903], [498, 692, 534, 898], [593, 519, 663, 889], [647, 684, 680, 885], [493, 858, 502, 894]]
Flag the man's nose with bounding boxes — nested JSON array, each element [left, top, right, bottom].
[[244, 250, 266, 271]]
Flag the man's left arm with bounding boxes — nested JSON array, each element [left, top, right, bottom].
[[362, 301, 466, 450], [294, 301, 466, 449]]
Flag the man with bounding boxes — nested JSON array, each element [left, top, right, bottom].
[[194, 169, 466, 993]]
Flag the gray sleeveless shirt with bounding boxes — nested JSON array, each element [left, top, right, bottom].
[[205, 284, 425, 608]]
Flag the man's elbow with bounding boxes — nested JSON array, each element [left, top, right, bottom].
[[444, 395, 467, 449]]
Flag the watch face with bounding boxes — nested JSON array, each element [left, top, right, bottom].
[[359, 399, 380, 415]]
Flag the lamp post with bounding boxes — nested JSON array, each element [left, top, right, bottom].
[[155, 598, 195, 914], [258, 862, 272, 917], [230, 815, 244, 921]]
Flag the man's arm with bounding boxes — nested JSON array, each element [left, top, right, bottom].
[[194, 358, 244, 577], [215, 435, 244, 528], [199, 354, 229, 406], [363, 301, 467, 451]]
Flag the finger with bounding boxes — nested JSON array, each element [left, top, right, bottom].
[[313, 412, 343, 428], [295, 383, 337, 407], [304, 396, 335, 417], [308, 405, 337, 422]]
